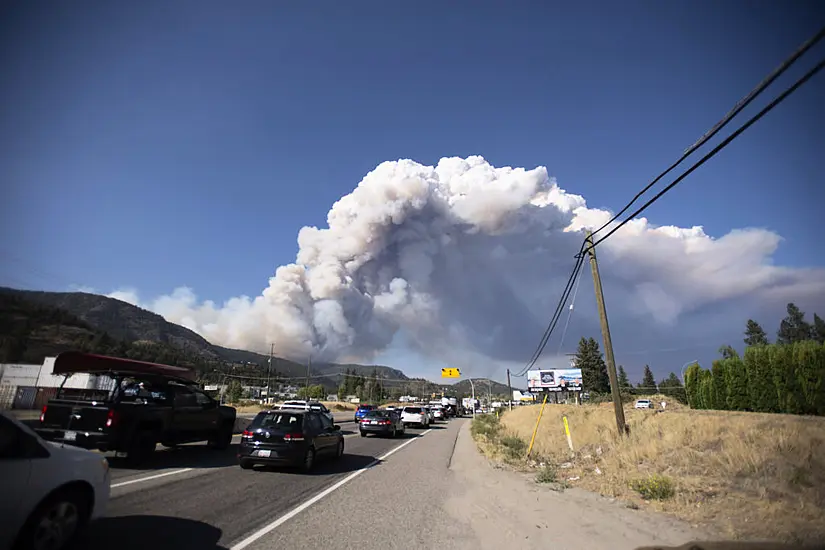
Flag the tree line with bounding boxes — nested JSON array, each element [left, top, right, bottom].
[[685, 303, 825, 416], [574, 337, 685, 401], [337, 368, 387, 403]]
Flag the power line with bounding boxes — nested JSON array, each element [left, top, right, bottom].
[[556, 260, 584, 355], [587, 24, 825, 243], [585, 56, 825, 254], [520, 27, 825, 382], [514, 255, 585, 377]]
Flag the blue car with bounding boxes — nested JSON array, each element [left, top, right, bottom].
[[354, 404, 376, 423]]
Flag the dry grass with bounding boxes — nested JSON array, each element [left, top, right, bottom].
[[475, 397, 825, 544]]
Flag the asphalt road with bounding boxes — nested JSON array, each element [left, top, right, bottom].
[[69, 420, 456, 550]]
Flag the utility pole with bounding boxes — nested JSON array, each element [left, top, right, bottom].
[[585, 231, 628, 436], [267, 343, 274, 405], [506, 368, 513, 411]]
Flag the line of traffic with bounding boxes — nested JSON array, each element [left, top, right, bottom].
[[230, 429, 432, 550]]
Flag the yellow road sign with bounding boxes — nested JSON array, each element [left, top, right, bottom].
[[441, 367, 461, 378]]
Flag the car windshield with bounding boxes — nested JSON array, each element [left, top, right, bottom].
[[404, 407, 422, 413], [358, 405, 375, 411], [364, 410, 390, 418], [253, 412, 303, 430]]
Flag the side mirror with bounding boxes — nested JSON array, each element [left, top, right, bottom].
[[332, 425, 341, 432]]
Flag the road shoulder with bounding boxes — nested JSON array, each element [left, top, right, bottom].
[[446, 422, 712, 550]]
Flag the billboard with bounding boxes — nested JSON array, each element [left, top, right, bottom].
[[526, 368, 583, 392]]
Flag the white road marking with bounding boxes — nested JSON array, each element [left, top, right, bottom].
[[111, 468, 194, 488], [230, 429, 433, 550]]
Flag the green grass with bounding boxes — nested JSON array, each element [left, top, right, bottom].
[[630, 474, 675, 500]]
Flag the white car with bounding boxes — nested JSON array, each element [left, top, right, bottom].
[[280, 400, 334, 422], [0, 412, 111, 550], [634, 399, 654, 409], [430, 406, 445, 421], [400, 406, 430, 428]]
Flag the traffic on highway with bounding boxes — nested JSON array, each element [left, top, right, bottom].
[[0, 352, 460, 550]]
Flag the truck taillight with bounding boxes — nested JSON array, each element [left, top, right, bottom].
[[40, 405, 47, 423], [105, 410, 119, 428]]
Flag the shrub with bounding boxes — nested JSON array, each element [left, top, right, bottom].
[[499, 434, 527, 460], [471, 413, 501, 440], [535, 463, 558, 484], [630, 474, 675, 500]]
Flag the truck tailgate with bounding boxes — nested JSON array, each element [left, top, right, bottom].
[[40, 399, 111, 434]]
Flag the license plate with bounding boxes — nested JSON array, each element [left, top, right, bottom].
[[64, 431, 77, 441], [370, 420, 379, 424], [257, 449, 272, 458]]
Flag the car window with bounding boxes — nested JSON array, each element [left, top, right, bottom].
[[319, 414, 334, 430], [304, 414, 322, 432], [173, 386, 198, 407], [365, 410, 389, 418], [253, 412, 303, 430], [404, 407, 422, 413], [194, 390, 212, 406]]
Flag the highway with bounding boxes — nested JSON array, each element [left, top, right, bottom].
[[69, 417, 456, 550], [61, 413, 709, 550]]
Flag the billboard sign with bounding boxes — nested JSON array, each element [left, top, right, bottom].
[[526, 368, 583, 392]]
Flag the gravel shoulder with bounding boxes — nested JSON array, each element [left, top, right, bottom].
[[447, 421, 711, 550], [243, 419, 712, 550]]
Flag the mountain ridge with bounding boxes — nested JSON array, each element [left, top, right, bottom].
[[0, 287, 513, 395]]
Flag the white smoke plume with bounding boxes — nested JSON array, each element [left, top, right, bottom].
[[105, 156, 825, 371]]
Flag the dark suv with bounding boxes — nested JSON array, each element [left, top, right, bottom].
[[238, 409, 344, 471]]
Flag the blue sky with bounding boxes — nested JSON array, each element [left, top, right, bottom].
[[2, 1, 824, 383]]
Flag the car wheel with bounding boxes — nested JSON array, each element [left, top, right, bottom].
[[208, 424, 234, 450], [360, 430, 367, 437], [335, 439, 344, 459], [301, 447, 316, 472], [126, 431, 157, 465], [239, 459, 254, 470], [15, 486, 90, 550]]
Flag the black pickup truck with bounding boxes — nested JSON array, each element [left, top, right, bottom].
[[36, 351, 237, 463]]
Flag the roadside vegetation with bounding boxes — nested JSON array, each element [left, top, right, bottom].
[[471, 402, 825, 544]]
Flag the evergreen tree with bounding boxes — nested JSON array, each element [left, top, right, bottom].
[[617, 365, 631, 388], [744, 344, 778, 413], [770, 343, 805, 414], [777, 303, 812, 345], [684, 363, 702, 408], [575, 337, 610, 393], [226, 380, 243, 403], [638, 365, 656, 394], [793, 340, 825, 415], [724, 355, 750, 411], [812, 314, 825, 345], [658, 372, 684, 401], [744, 319, 769, 346], [718, 345, 739, 360], [710, 360, 728, 409]]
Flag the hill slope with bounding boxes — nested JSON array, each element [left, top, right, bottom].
[[0, 287, 408, 384], [451, 378, 511, 396]]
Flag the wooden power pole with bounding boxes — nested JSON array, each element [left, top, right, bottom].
[[506, 368, 513, 411], [585, 231, 628, 435], [267, 343, 274, 404], [305, 354, 312, 397]]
